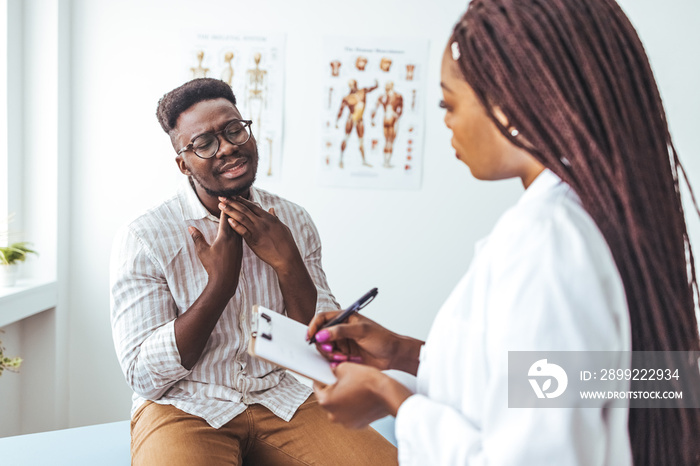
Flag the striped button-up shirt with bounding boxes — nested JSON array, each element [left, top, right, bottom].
[[110, 180, 339, 428]]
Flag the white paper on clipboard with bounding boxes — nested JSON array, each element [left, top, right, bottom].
[[248, 305, 337, 385]]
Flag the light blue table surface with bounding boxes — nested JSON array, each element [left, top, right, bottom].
[[0, 416, 396, 465], [0, 420, 131, 466]]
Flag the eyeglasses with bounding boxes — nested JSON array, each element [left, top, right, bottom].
[[177, 119, 253, 159]]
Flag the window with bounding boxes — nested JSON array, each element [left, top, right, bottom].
[[0, 0, 8, 226]]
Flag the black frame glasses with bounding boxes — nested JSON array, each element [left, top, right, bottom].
[[177, 119, 253, 159]]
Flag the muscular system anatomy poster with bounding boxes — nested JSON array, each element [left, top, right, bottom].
[[181, 32, 285, 184], [318, 36, 429, 189]]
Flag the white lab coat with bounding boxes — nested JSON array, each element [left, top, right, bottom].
[[395, 170, 633, 465]]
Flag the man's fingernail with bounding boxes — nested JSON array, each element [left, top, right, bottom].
[[320, 344, 333, 352], [332, 354, 348, 362], [315, 330, 330, 343], [218, 203, 226, 210]]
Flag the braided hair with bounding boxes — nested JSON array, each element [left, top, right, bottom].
[[451, 0, 700, 464]]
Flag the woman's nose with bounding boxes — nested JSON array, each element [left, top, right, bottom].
[[443, 113, 453, 129]]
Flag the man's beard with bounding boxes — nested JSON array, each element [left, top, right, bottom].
[[188, 170, 257, 199]]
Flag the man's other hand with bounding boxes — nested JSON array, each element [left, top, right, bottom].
[[218, 196, 303, 273], [188, 209, 243, 298]]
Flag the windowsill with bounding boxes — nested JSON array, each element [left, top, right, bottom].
[[0, 279, 57, 327]]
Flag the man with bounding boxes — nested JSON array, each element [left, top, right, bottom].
[[336, 78, 378, 169], [371, 81, 404, 168], [110, 78, 397, 465]]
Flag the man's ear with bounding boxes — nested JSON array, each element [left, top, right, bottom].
[[175, 155, 191, 175]]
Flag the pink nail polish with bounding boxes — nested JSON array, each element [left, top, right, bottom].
[[321, 344, 333, 352], [349, 356, 363, 363], [330, 362, 339, 369], [315, 330, 330, 343], [332, 354, 348, 362]]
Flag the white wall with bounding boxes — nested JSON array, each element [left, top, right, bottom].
[[2, 0, 697, 433]]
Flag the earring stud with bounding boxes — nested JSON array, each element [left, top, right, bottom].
[[510, 128, 519, 137], [451, 42, 461, 61]]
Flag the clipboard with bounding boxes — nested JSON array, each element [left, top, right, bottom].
[[248, 305, 337, 385]]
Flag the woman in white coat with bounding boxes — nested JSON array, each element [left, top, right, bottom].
[[308, 1, 700, 465]]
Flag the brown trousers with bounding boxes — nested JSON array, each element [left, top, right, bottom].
[[131, 395, 398, 466]]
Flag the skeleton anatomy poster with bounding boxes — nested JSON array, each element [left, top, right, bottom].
[[318, 36, 429, 189], [182, 32, 285, 182]]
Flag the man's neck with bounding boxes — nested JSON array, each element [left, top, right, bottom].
[[188, 177, 251, 217]]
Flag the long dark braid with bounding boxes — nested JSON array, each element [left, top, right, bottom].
[[452, 0, 700, 464]]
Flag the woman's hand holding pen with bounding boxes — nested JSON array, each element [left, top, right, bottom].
[[307, 311, 424, 375]]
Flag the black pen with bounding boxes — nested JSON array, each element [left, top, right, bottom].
[[308, 287, 378, 344]]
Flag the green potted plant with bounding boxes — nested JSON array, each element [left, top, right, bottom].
[[0, 331, 22, 376], [0, 215, 37, 287]]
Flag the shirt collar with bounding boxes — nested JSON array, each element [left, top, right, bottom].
[[517, 168, 564, 206], [248, 185, 263, 206], [177, 178, 263, 222]]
